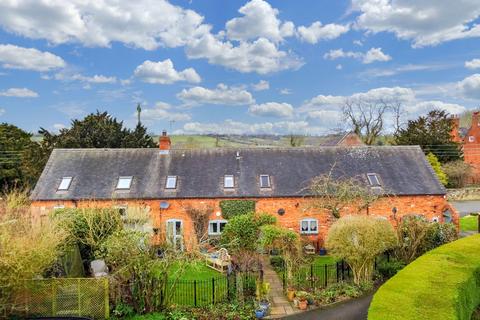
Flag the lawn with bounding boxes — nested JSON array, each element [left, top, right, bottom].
[[460, 215, 479, 232]]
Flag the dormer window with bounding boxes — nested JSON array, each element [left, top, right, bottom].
[[116, 176, 133, 190], [367, 173, 381, 186], [260, 175, 271, 188], [165, 176, 177, 189], [224, 175, 234, 188], [58, 177, 72, 191]]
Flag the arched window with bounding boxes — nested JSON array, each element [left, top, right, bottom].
[[300, 218, 318, 234]]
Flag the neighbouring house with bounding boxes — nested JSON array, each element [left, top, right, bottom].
[[30, 132, 457, 251], [451, 112, 480, 182]]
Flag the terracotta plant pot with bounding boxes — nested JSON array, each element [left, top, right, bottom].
[[298, 299, 308, 310], [287, 289, 295, 302]]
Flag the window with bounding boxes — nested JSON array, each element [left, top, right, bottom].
[[367, 173, 381, 186], [260, 175, 271, 188], [469, 136, 475, 142], [224, 175, 234, 188], [165, 176, 177, 189], [208, 220, 227, 235], [116, 176, 133, 190], [58, 177, 72, 191], [300, 218, 318, 234]]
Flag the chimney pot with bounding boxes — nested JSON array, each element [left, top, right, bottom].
[[159, 130, 171, 151]]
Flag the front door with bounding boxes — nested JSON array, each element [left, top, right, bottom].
[[166, 219, 183, 251]]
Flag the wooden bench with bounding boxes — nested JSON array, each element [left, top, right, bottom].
[[205, 248, 231, 273]]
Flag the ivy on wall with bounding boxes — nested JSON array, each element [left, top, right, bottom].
[[219, 200, 256, 219]]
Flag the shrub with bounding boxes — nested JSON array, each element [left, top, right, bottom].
[[326, 215, 397, 285], [442, 160, 472, 188], [270, 256, 285, 271], [0, 193, 67, 315], [426, 153, 448, 186], [368, 235, 480, 320], [54, 207, 123, 261], [314, 282, 362, 305], [219, 200, 256, 219], [376, 258, 405, 279]]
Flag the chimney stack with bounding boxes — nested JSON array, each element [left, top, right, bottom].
[[450, 115, 461, 143], [473, 112, 480, 128], [159, 130, 171, 151]]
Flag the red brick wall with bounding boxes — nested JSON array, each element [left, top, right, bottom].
[[32, 194, 457, 250], [452, 112, 480, 182], [338, 133, 364, 146]]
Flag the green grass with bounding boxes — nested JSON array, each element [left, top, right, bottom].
[[460, 215, 479, 232], [153, 260, 228, 307], [368, 234, 480, 320]]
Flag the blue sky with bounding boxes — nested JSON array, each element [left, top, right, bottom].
[[0, 0, 479, 135]]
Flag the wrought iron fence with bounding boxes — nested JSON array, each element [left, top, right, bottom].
[[283, 261, 353, 291], [8, 278, 109, 319]]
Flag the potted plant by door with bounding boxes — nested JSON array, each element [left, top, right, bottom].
[[295, 291, 309, 310]]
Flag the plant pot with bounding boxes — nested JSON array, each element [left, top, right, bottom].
[[287, 289, 295, 301], [255, 309, 265, 319], [259, 300, 270, 314], [298, 299, 308, 310], [319, 248, 327, 256], [293, 298, 299, 307], [307, 297, 314, 305]]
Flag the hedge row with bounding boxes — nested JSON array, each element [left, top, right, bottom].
[[368, 234, 480, 320]]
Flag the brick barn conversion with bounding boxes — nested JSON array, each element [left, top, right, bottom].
[[30, 133, 458, 251]]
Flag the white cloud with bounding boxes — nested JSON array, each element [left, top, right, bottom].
[[362, 47, 392, 64], [406, 101, 466, 115], [252, 80, 270, 91], [186, 34, 303, 74], [54, 72, 117, 84], [177, 83, 255, 106], [0, 0, 210, 50], [0, 44, 65, 71], [279, 88, 292, 95], [225, 0, 294, 42], [249, 102, 294, 118], [353, 0, 480, 47], [359, 63, 450, 78], [52, 123, 67, 132], [140, 102, 191, 122], [134, 59, 201, 84], [306, 110, 343, 126], [324, 48, 391, 64], [297, 21, 350, 44], [336, 64, 343, 70], [0, 108, 5, 116], [457, 74, 480, 99], [0, 88, 38, 98], [465, 59, 480, 70]]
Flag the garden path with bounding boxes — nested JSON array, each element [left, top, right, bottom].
[[260, 255, 298, 319]]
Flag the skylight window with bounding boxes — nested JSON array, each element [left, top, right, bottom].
[[58, 177, 72, 191], [367, 173, 381, 186], [165, 176, 177, 189], [260, 175, 271, 188], [116, 176, 133, 190], [224, 175, 234, 188]]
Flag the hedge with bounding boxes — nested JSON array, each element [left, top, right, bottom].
[[368, 235, 480, 320]]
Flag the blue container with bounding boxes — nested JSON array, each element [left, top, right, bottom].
[[255, 309, 265, 319]]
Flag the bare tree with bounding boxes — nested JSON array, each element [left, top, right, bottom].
[[342, 98, 401, 145]]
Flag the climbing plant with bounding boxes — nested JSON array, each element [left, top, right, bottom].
[[219, 200, 256, 219]]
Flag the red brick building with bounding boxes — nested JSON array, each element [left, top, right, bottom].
[[30, 133, 457, 251], [451, 112, 480, 181]]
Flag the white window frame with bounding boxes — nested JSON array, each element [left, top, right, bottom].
[[224, 175, 234, 189], [165, 176, 177, 189], [58, 177, 73, 191], [208, 220, 227, 235], [166, 219, 183, 251], [367, 173, 381, 186], [260, 174, 271, 188], [469, 136, 475, 142], [300, 218, 318, 234], [116, 176, 133, 190]]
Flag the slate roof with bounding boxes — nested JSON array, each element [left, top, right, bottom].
[[30, 146, 446, 201]]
